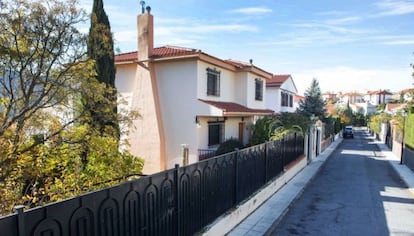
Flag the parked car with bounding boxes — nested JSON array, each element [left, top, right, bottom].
[[343, 125, 354, 138]]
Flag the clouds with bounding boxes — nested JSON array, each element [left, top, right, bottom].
[[77, 0, 413, 94], [228, 7, 272, 15], [293, 66, 413, 95], [373, 0, 414, 16]]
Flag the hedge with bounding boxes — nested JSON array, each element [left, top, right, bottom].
[[405, 112, 414, 150]]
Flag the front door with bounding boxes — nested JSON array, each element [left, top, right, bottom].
[[238, 122, 245, 144]]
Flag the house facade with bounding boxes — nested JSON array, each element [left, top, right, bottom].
[[265, 74, 298, 113], [115, 10, 273, 174], [339, 92, 364, 104], [364, 90, 393, 106]]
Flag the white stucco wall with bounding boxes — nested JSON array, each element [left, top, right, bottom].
[[266, 87, 280, 112], [197, 61, 236, 103], [234, 73, 248, 107], [154, 59, 200, 168], [246, 75, 266, 110]]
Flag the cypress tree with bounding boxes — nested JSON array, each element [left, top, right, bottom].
[[87, 0, 118, 136], [298, 78, 326, 120]]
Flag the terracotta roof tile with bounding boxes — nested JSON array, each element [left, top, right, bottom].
[[266, 74, 291, 87], [224, 59, 252, 68], [115, 46, 199, 62], [294, 94, 305, 102], [199, 99, 273, 115], [385, 103, 406, 112], [366, 90, 393, 95]]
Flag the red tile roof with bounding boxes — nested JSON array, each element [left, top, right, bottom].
[[400, 88, 414, 94], [115, 46, 200, 62], [224, 59, 252, 68], [366, 90, 393, 95], [294, 94, 305, 102], [266, 74, 291, 87], [385, 103, 406, 112], [199, 99, 274, 115]]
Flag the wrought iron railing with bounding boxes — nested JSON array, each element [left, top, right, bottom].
[[0, 133, 304, 236], [197, 149, 216, 161]]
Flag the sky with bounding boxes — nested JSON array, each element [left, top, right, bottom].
[[80, 0, 414, 95]]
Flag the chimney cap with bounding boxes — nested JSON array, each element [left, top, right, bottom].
[[140, 1, 145, 14], [146, 6, 151, 13]]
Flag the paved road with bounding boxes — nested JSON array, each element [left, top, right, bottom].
[[271, 129, 414, 236]]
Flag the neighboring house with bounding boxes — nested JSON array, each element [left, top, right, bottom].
[[114, 10, 273, 174], [399, 88, 413, 102], [384, 103, 407, 115], [364, 90, 393, 106], [322, 92, 338, 103], [266, 74, 298, 113], [348, 102, 376, 116], [339, 92, 364, 104], [293, 94, 305, 110]]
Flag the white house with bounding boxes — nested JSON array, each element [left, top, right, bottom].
[[114, 10, 273, 174], [339, 92, 364, 104], [364, 90, 393, 106], [384, 103, 407, 115], [399, 88, 413, 102], [265, 74, 298, 113], [348, 102, 376, 116]]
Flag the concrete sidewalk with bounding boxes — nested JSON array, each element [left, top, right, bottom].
[[373, 139, 414, 197], [228, 130, 414, 236], [228, 137, 343, 236]]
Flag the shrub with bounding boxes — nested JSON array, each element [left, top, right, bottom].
[[215, 139, 244, 155]]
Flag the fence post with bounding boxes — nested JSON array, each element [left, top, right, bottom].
[[282, 135, 286, 168], [14, 205, 25, 236], [234, 149, 239, 204], [264, 142, 269, 182], [174, 164, 180, 236]]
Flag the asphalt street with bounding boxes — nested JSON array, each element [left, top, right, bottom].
[[271, 129, 414, 236]]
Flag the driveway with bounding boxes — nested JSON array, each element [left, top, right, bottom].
[[271, 128, 414, 235]]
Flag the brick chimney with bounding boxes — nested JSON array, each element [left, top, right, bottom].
[[137, 7, 153, 61]]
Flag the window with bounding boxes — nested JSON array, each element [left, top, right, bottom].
[[208, 122, 224, 146], [281, 92, 287, 107], [281, 92, 293, 107], [207, 68, 220, 96], [255, 79, 263, 101]]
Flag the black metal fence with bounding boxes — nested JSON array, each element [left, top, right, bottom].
[[0, 133, 304, 236]]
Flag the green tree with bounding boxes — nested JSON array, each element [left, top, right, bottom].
[[0, 0, 143, 215], [251, 116, 281, 145], [297, 78, 326, 120], [87, 0, 118, 136]]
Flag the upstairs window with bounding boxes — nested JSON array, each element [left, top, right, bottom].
[[255, 79, 263, 101], [207, 68, 220, 96], [281, 92, 293, 107]]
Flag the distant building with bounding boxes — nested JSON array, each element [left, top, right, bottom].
[[322, 92, 338, 103], [364, 90, 393, 106], [265, 74, 298, 113], [399, 88, 413, 102], [339, 92, 364, 104], [384, 103, 407, 115], [294, 94, 305, 110]]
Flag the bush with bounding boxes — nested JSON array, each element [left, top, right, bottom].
[[405, 112, 414, 150], [215, 139, 244, 155]]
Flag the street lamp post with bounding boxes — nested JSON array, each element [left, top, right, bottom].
[[400, 110, 407, 165]]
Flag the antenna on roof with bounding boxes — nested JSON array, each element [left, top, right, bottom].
[[140, 1, 145, 14], [249, 59, 253, 64]]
